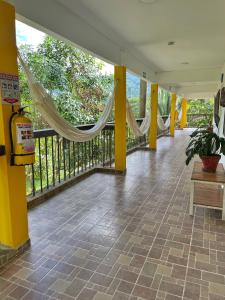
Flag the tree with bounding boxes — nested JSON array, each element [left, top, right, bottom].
[[187, 99, 214, 127], [188, 99, 214, 114], [19, 36, 114, 195], [158, 87, 170, 115], [19, 36, 113, 129]]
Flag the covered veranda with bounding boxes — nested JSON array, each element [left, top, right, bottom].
[[1, 0, 225, 299], [2, 130, 225, 300]]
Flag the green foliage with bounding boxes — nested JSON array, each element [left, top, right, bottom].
[[185, 129, 225, 165], [176, 95, 182, 111], [18, 35, 114, 195], [188, 99, 214, 114], [127, 97, 141, 118], [158, 88, 170, 115], [188, 116, 212, 128], [187, 99, 213, 127], [19, 36, 113, 129]]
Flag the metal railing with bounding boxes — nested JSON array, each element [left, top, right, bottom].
[[187, 113, 213, 128], [26, 120, 149, 198], [160, 113, 213, 128]]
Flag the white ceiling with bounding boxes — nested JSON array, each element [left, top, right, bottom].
[[8, 0, 225, 98], [71, 0, 225, 72]]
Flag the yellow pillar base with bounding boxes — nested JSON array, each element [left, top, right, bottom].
[[0, 1, 29, 248], [114, 66, 126, 172], [149, 83, 158, 150]]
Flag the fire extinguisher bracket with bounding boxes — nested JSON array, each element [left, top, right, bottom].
[[0, 145, 6, 156]]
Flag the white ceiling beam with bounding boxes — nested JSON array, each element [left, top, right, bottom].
[[156, 67, 221, 85], [7, 0, 156, 81], [176, 83, 218, 99], [185, 92, 215, 100], [178, 83, 217, 94]]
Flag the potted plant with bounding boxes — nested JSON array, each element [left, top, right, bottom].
[[185, 128, 225, 172]]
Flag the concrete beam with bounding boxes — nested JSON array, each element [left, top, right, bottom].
[[185, 92, 215, 100], [177, 83, 217, 94], [7, 0, 156, 81], [177, 83, 218, 99], [156, 67, 221, 85]]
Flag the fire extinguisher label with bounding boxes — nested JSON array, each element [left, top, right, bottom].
[[16, 123, 35, 152], [0, 73, 20, 105]]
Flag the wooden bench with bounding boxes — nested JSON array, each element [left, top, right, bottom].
[[189, 161, 225, 220]]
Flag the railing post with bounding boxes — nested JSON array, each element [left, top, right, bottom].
[[0, 1, 29, 248], [114, 66, 126, 172], [149, 83, 158, 150], [170, 93, 177, 136], [180, 98, 188, 129]]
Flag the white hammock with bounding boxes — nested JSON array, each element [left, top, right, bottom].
[[126, 98, 177, 136], [177, 109, 182, 122], [19, 51, 181, 141], [18, 52, 115, 142], [165, 115, 171, 128], [157, 112, 170, 131], [157, 108, 181, 131], [217, 64, 225, 137], [218, 107, 225, 137], [126, 99, 173, 136], [126, 99, 150, 137]]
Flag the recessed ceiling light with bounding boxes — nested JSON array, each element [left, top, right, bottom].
[[139, 0, 157, 4], [181, 62, 189, 65], [168, 41, 175, 46]]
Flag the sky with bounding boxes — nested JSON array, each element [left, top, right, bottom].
[[16, 20, 114, 74], [16, 20, 45, 48]]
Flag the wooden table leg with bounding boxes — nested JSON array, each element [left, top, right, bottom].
[[222, 185, 225, 220], [189, 181, 194, 216]]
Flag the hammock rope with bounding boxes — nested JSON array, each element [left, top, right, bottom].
[[19, 50, 181, 141], [157, 108, 181, 131], [18, 51, 115, 142], [126, 99, 180, 137], [126, 99, 150, 137], [157, 112, 170, 131], [217, 68, 225, 137]]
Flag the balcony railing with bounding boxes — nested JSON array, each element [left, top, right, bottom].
[[26, 119, 164, 199], [28, 113, 207, 201], [187, 113, 213, 128]]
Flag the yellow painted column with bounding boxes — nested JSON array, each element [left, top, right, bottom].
[[149, 83, 158, 150], [0, 1, 29, 248], [114, 66, 126, 172], [170, 93, 177, 136], [180, 98, 188, 129]]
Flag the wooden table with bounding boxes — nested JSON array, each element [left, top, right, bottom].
[[190, 162, 225, 220]]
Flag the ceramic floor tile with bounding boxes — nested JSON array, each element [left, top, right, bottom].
[[1, 130, 225, 299]]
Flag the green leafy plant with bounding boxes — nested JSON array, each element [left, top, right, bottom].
[[185, 129, 225, 165]]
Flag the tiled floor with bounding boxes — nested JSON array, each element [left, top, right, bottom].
[[1, 129, 225, 300]]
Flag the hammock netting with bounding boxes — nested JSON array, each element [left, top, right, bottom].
[[18, 52, 115, 142], [18, 52, 180, 142], [126, 99, 150, 136]]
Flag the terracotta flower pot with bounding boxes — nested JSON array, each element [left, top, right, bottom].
[[200, 155, 221, 173]]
